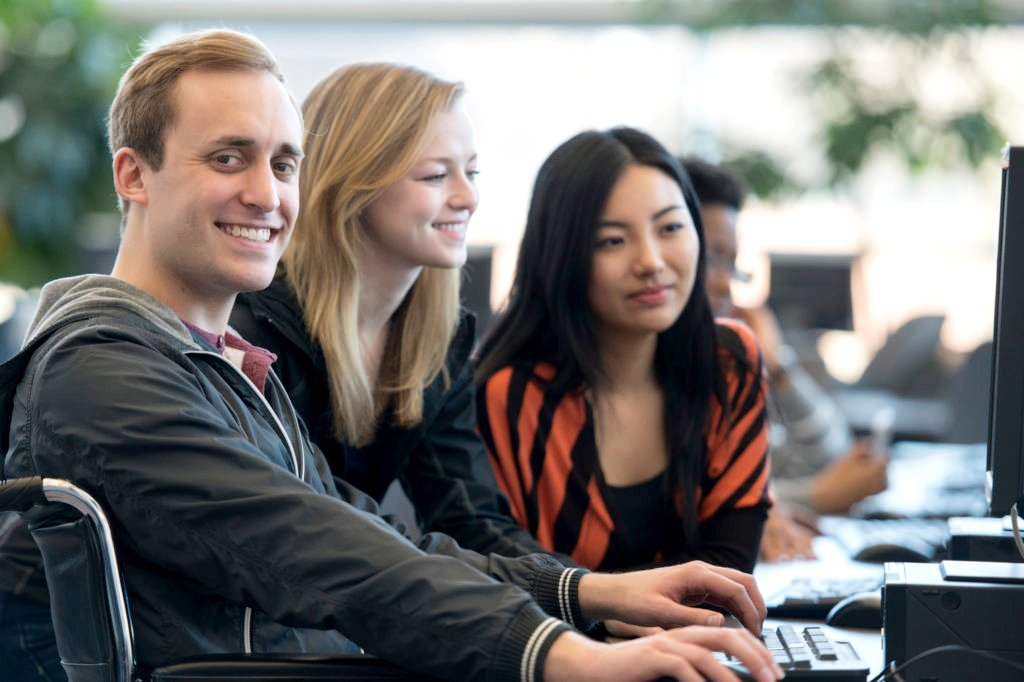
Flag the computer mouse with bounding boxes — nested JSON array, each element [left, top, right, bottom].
[[852, 541, 932, 564], [861, 511, 908, 521], [825, 590, 883, 629]]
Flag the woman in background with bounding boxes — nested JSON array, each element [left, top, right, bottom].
[[231, 63, 551, 558], [475, 127, 771, 573]]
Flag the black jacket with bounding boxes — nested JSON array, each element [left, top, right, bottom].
[[0, 275, 583, 681], [231, 273, 554, 559]]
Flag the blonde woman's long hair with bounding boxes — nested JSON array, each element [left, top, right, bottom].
[[285, 63, 463, 445]]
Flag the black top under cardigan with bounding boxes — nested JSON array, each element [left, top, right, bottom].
[[231, 272, 555, 559]]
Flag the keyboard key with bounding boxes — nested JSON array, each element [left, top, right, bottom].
[[717, 624, 870, 681]]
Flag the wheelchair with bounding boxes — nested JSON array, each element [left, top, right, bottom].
[[0, 476, 440, 682]]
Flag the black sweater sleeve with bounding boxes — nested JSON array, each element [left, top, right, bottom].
[[399, 358, 565, 560], [662, 505, 769, 573]]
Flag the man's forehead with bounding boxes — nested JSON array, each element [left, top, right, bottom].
[[170, 69, 303, 150]]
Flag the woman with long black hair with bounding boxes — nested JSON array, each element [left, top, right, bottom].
[[475, 127, 772, 573]]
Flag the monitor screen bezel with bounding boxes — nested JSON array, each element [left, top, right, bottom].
[[985, 143, 1024, 517]]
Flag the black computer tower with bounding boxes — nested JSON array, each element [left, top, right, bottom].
[[884, 561, 1024, 681], [948, 517, 1024, 563]]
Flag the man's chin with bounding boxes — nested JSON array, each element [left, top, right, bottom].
[[236, 271, 278, 294]]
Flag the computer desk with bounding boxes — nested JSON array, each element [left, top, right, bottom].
[[756, 537, 885, 677]]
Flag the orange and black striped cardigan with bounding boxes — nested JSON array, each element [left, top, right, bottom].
[[477, 319, 772, 572]]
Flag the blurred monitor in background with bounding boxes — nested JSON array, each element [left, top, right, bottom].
[[461, 244, 493, 342], [767, 252, 857, 332]]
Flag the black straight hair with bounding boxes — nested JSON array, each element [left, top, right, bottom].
[[476, 126, 730, 550], [679, 156, 747, 212]]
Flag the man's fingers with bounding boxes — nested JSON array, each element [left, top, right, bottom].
[[671, 627, 783, 682], [661, 603, 728, 628], [674, 644, 735, 682], [604, 619, 664, 640], [659, 568, 761, 634], [694, 566, 767, 630], [643, 639, 734, 682]]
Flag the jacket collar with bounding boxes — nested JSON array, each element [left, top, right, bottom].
[[238, 271, 321, 364]]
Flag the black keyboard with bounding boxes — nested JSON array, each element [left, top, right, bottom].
[[818, 516, 951, 562], [715, 624, 869, 681], [766, 575, 883, 619]]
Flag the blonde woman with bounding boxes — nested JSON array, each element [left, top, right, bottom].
[[230, 63, 551, 557]]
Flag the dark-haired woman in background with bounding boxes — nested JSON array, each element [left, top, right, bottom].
[[475, 127, 772, 573]]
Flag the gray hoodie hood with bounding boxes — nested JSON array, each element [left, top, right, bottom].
[[25, 274, 198, 350]]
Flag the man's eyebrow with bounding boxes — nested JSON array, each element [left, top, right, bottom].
[[209, 136, 304, 159], [279, 142, 304, 160], [212, 135, 256, 148]]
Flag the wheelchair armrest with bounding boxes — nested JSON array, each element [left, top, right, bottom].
[[0, 475, 46, 512], [149, 653, 443, 681]]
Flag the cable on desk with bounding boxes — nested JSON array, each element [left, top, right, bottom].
[[869, 644, 1024, 682], [1011, 495, 1024, 561]]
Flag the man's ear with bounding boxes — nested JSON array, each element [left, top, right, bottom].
[[112, 148, 150, 207]]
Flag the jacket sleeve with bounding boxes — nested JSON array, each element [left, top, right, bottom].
[[399, 359, 563, 561], [26, 329, 576, 682]]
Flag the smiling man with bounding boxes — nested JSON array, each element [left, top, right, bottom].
[[0, 29, 781, 682]]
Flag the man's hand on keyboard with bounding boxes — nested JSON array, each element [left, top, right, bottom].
[[578, 561, 767, 637], [603, 619, 664, 640], [544, 627, 784, 682]]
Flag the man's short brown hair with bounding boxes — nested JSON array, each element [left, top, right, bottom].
[[107, 28, 286, 176]]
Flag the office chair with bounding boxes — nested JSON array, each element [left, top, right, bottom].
[[856, 314, 946, 396], [0, 476, 441, 682], [943, 341, 993, 444]]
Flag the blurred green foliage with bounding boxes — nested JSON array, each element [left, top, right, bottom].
[[638, 0, 1003, 32], [0, 0, 144, 287], [720, 149, 803, 200], [637, 0, 1008, 199]]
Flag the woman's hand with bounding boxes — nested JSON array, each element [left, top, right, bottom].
[[760, 501, 818, 562]]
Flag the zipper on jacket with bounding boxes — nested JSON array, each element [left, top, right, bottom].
[[187, 350, 304, 479], [188, 350, 301, 656], [243, 606, 254, 653]]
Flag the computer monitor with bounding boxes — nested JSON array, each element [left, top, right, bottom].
[[766, 252, 856, 331], [985, 144, 1024, 517]]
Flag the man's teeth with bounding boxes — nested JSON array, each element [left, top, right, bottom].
[[220, 225, 271, 243]]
